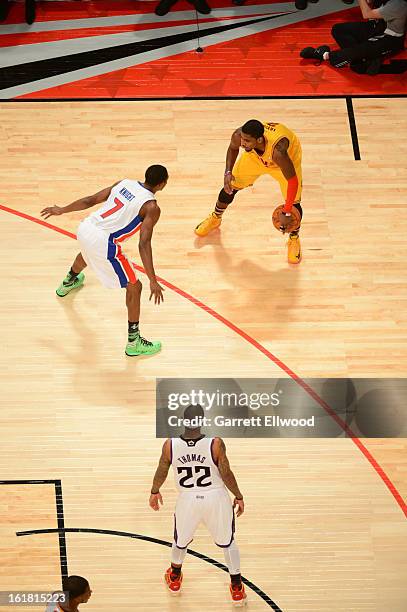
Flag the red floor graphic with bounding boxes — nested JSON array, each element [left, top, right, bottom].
[[0, 0, 405, 99]]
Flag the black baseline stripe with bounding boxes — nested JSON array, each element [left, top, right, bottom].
[[0, 14, 286, 91], [346, 96, 361, 161], [54, 480, 68, 580], [17, 527, 283, 611]]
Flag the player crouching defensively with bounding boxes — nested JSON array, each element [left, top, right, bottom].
[[149, 404, 247, 606], [195, 119, 303, 264], [40, 165, 168, 357]]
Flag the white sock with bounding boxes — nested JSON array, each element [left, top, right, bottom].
[[323, 52, 329, 61], [171, 542, 187, 566], [223, 540, 241, 575]]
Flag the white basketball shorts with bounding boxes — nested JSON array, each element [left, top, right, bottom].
[[77, 219, 138, 289], [174, 487, 235, 549]]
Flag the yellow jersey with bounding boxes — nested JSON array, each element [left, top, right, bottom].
[[248, 122, 301, 169]]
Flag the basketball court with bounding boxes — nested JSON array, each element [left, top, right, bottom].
[[1, 2, 407, 610]]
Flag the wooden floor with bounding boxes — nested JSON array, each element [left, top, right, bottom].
[[0, 99, 406, 611]]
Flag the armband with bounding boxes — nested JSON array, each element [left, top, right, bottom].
[[283, 175, 299, 213]]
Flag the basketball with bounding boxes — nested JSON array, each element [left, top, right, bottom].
[[272, 204, 301, 233]]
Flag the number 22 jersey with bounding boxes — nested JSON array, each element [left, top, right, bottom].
[[171, 436, 225, 492]]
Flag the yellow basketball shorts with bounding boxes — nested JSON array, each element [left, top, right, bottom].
[[231, 150, 302, 202]]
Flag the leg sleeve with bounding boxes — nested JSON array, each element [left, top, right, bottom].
[[222, 540, 241, 575]]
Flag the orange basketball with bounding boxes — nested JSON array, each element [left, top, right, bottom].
[[272, 205, 301, 233]]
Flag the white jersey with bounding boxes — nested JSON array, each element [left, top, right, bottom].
[[171, 436, 225, 492], [45, 602, 64, 612], [87, 179, 155, 241]]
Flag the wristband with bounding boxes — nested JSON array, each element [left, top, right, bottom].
[[235, 496, 243, 501], [224, 170, 232, 176], [151, 490, 159, 495]]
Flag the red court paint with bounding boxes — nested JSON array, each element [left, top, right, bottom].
[[1, 202, 406, 518]]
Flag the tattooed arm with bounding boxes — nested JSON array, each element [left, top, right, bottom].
[[213, 438, 245, 516], [149, 439, 171, 511]]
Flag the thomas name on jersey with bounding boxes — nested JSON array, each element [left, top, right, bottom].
[[177, 453, 207, 465]]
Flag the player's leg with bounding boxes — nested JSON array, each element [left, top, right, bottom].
[[204, 489, 247, 606], [223, 540, 247, 607], [194, 154, 260, 237], [194, 188, 240, 237], [165, 542, 187, 595], [125, 280, 162, 357], [56, 252, 86, 297], [165, 493, 201, 594]]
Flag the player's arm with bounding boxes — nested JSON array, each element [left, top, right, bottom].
[[40, 182, 120, 219], [272, 137, 299, 231], [213, 438, 244, 517], [138, 201, 164, 305], [224, 129, 242, 195], [149, 439, 171, 511], [358, 0, 383, 20]]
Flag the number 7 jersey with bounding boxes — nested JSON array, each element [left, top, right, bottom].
[[87, 179, 155, 239], [171, 436, 225, 492]]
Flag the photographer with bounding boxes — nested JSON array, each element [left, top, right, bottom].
[[300, 0, 407, 74]]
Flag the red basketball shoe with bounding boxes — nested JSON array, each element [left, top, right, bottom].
[[230, 582, 247, 606], [164, 567, 183, 595]]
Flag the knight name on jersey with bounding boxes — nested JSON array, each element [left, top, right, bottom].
[[177, 453, 207, 465], [119, 186, 135, 201]]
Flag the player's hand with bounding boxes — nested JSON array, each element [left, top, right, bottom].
[[149, 280, 165, 305], [40, 205, 64, 219], [233, 497, 244, 517], [149, 492, 163, 511], [224, 172, 235, 195], [279, 211, 291, 233]]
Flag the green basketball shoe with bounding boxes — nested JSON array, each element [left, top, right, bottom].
[[56, 272, 85, 297], [125, 335, 162, 357]]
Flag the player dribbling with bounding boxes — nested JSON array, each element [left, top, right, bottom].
[[195, 119, 303, 264]]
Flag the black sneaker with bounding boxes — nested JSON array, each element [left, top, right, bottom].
[[295, 0, 308, 8], [300, 45, 330, 61], [25, 0, 36, 25], [189, 0, 211, 14], [155, 0, 178, 15]]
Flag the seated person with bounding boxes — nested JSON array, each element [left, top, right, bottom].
[[300, 0, 407, 74]]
